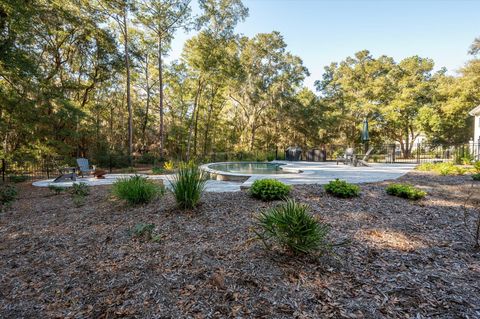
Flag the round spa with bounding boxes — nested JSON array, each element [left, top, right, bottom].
[[201, 162, 302, 182]]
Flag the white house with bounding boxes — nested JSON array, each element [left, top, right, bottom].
[[470, 105, 480, 145]]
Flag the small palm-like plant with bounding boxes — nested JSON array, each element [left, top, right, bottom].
[[170, 161, 207, 209], [255, 199, 330, 254]]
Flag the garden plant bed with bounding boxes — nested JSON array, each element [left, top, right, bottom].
[[1, 172, 479, 318]]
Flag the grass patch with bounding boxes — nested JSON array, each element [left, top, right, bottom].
[[324, 179, 360, 198], [255, 199, 330, 254], [250, 179, 291, 201], [112, 175, 163, 205], [386, 183, 426, 200], [170, 162, 206, 209]]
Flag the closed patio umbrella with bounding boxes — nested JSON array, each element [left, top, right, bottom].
[[362, 118, 369, 153], [361, 118, 369, 142]]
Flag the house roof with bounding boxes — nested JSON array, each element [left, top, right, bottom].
[[469, 105, 480, 116]]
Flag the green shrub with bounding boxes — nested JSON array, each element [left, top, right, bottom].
[[472, 173, 480, 181], [151, 166, 164, 174], [416, 162, 465, 175], [324, 179, 360, 198], [255, 199, 330, 254], [250, 179, 291, 201], [112, 175, 163, 205], [71, 182, 90, 196], [0, 185, 17, 208], [164, 160, 175, 171], [386, 183, 426, 200], [48, 185, 66, 195], [170, 162, 206, 209], [130, 223, 155, 240], [9, 175, 28, 183], [73, 195, 86, 207], [416, 162, 435, 171], [473, 161, 480, 173]]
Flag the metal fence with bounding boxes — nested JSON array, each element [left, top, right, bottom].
[[281, 143, 480, 164], [1, 143, 479, 183]]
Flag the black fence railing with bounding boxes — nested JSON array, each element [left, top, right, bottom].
[[1, 143, 479, 183]]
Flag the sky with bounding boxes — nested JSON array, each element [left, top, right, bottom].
[[167, 0, 480, 90]]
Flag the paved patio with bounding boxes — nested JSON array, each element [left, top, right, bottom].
[[32, 162, 415, 192]]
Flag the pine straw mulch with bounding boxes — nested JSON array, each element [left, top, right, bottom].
[[1, 171, 479, 318]]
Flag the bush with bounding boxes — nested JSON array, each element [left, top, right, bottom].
[[130, 223, 155, 239], [473, 161, 480, 173], [324, 179, 360, 198], [255, 199, 330, 254], [112, 175, 163, 205], [151, 166, 164, 174], [137, 153, 157, 164], [386, 183, 426, 200], [48, 185, 66, 195], [472, 173, 480, 181], [170, 162, 206, 209], [71, 182, 90, 197], [250, 179, 291, 201], [416, 162, 465, 175], [9, 175, 28, 183], [164, 160, 175, 171], [0, 185, 17, 208]]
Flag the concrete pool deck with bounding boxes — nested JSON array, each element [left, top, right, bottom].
[[32, 161, 416, 192]]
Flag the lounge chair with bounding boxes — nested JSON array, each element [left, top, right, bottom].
[[76, 158, 96, 177], [356, 148, 374, 167], [336, 148, 355, 165]]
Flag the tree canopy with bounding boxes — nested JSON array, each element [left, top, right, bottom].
[[1, 0, 479, 163]]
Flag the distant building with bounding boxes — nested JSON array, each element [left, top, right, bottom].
[[469, 105, 480, 145]]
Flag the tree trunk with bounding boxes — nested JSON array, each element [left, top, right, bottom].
[[123, 10, 133, 164], [203, 101, 214, 157], [141, 56, 150, 147], [158, 36, 165, 159], [186, 79, 203, 160], [193, 98, 201, 156]]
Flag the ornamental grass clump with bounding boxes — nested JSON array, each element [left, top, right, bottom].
[[324, 179, 360, 198], [113, 175, 163, 205], [170, 162, 207, 209], [255, 199, 330, 254], [250, 179, 291, 201], [386, 183, 426, 200]]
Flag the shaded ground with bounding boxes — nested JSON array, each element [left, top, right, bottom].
[[1, 172, 479, 318]]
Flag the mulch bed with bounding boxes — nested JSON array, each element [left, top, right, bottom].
[[1, 172, 479, 318]]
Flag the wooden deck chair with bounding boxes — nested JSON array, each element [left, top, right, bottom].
[[76, 158, 96, 177], [336, 148, 355, 165], [356, 148, 374, 167]]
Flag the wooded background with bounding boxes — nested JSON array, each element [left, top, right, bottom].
[[1, 0, 479, 166]]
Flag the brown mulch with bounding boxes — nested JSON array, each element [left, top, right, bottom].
[[1, 172, 479, 318]]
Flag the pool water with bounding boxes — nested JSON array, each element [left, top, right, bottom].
[[207, 162, 292, 175]]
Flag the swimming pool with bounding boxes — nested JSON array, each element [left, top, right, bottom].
[[202, 162, 301, 182], [207, 162, 292, 174]]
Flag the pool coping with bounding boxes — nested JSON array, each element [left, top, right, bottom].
[[200, 161, 306, 182]]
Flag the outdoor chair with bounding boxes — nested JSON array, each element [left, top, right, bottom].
[[356, 147, 374, 167], [336, 148, 355, 165], [76, 158, 96, 177]]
